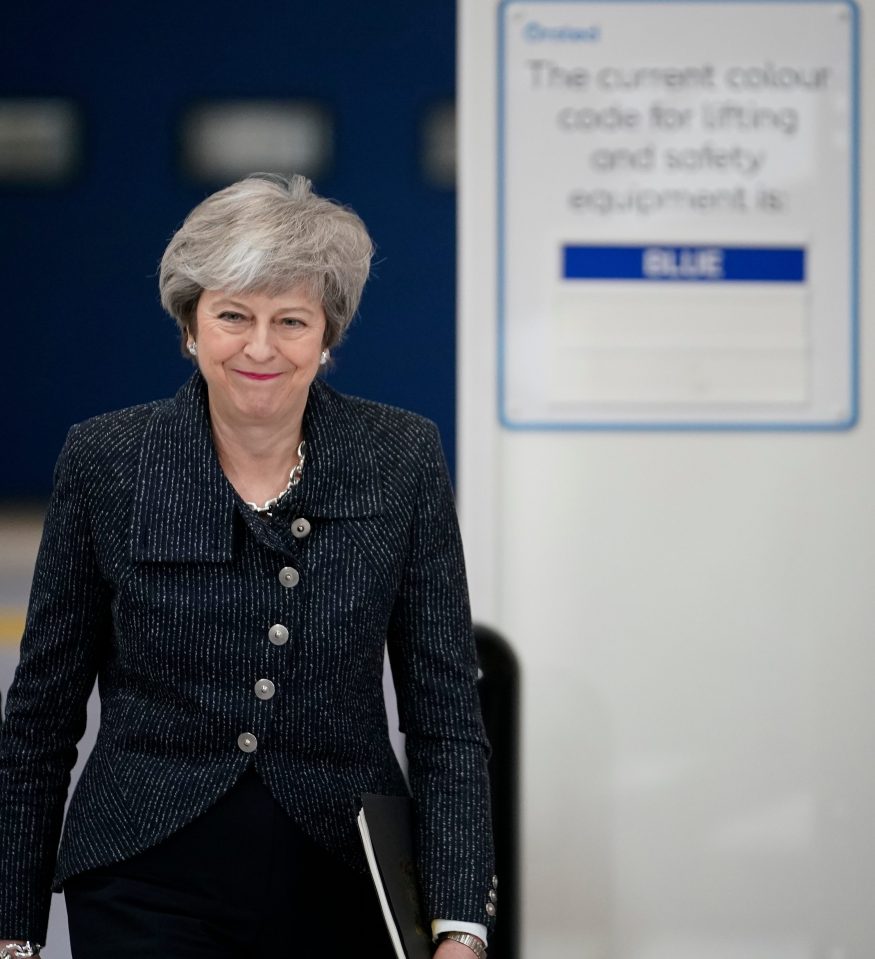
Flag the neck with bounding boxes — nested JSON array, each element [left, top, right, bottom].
[[208, 396, 305, 505]]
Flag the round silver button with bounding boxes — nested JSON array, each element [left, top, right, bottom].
[[291, 517, 311, 539], [278, 566, 299, 588], [488, 889, 498, 903], [492, 875, 499, 889], [255, 679, 275, 701], [268, 624, 289, 646], [485, 902, 497, 917], [237, 732, 258, 753]]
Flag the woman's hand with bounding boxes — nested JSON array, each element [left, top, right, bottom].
[[434, 939, 484, 958]]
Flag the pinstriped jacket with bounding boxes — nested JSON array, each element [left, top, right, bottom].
[[0, 372, 495, 944]]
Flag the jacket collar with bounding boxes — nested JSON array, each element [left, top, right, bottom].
[[131, 372, 383, 562]]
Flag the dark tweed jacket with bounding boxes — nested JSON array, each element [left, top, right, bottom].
[[0, 372, 495, 944]]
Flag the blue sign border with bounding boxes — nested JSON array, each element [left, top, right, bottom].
[[496, 0, 860, 431]]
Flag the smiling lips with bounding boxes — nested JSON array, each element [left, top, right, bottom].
[[234, 370, 283, 381]]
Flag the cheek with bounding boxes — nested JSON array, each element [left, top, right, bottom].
[[285, 345, 321, 369], [202, 339, 238, 366]]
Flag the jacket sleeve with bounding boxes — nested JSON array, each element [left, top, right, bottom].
[[0, 426, 111, 944], [385, 421, 496, 934]]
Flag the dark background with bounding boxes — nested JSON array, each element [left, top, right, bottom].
[[0, 1, 458, 498]]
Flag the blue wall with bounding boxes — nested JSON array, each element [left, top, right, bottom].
[[0, 2, 457, 498]]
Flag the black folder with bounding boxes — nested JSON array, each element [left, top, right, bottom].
[[357, 794, 433, 959]]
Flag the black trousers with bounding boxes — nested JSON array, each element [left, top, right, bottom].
[[64, 767, 394, 958]]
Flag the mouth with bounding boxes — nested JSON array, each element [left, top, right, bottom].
[[234, 370, 283, 381]]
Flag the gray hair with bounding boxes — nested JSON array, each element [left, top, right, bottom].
[[159, 173, 374, 352]]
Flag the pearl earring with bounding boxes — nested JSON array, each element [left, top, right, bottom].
[[187, 341, 198, 356], [320, 350, 329, 366]]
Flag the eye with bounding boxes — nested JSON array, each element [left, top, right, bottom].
[[218, 311, 246, 322], [279, 317, 304, 328]]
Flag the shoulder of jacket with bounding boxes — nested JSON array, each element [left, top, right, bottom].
[[318, 380, 439, 443], [68, 398, 168, 442], [59, 398, 170, 474]]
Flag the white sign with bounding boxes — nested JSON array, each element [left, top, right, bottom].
[[499, 0, 858, 429]]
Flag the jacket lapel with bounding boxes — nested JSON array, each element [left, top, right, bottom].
[[130, 373, 237, 563], [294, 378, 384, 520]]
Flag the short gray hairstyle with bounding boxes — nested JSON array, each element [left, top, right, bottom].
[[159, 173, 374, 352]]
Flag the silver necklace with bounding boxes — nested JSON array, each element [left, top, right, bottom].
[[245, 440, 306, 513]]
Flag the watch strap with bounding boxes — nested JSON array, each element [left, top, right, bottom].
[[440, 930, 487, 959]]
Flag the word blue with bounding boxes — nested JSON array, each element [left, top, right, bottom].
[[563, 245, 806, 282]]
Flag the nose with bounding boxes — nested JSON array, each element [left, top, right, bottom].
[[242, 319, 276, 362]]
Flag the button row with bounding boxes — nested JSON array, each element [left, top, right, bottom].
[[238, 548, 309, 755], [485, 874, 498, 917]]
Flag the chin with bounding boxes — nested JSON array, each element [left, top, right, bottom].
[[238, 401, 283, 421]]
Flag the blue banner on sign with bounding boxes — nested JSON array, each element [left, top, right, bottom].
[[563, 245, 806, 282]]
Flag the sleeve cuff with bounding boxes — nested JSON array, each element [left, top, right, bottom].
[[431, 919, 488, 946]]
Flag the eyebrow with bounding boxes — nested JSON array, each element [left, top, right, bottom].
[[210, 296, 317, 316]]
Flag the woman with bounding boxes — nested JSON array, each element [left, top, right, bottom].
[[0, 175, 495, 958]]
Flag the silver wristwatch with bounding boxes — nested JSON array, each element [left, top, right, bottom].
[[0, 945, 41, 959], [440, 931, 487, 959]]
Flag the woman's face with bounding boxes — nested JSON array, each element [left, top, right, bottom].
[[192, 286, 327, 428]]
